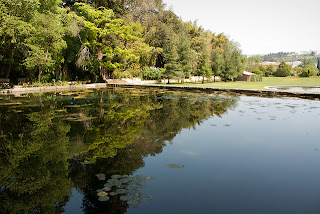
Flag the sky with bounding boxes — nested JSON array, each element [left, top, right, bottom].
[[162, 0, 320, 55]]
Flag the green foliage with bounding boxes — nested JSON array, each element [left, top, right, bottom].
[[299, 67, 316, 77], [140, 67, 164, 80], [265, 64, 275, 77], [251, 74, 263, 82], [275, 61, 291, 77], [252, 69, 263, 75], [0, 0, 247, 84]]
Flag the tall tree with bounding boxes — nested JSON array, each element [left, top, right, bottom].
[[177, 33, 194, 78], [72, 3, 139, 80], [275, 61, 291, 77]]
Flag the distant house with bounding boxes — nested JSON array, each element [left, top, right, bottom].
[[235, 71, 256, 82]]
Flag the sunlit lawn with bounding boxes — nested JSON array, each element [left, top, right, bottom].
[[162, 77, 320, 90]]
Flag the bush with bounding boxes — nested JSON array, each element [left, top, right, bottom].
[[252, 69, 264, 75], [251, 74, 263, 82], [140, 67, 165, 80], [299, 67, 316, 77], [274, 61, 291, 77]]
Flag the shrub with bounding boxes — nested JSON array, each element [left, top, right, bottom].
[[274, 62, 291, 77], [251, 74, 262, 82], [252, 69, 264, 75], [299, 67, 316, 77], [140, 67, 165, 80]]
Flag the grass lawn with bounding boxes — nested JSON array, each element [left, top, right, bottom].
[[163, 77, 320, 90]]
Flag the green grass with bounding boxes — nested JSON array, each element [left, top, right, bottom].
[[163, 77, 320, 90]]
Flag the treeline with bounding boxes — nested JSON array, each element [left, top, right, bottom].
[[246, 55, 320, 77], [0, 0, 245, 83]]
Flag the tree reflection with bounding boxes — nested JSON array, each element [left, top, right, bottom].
[[0, 95, 72, 213], [0, 88, 239, 213]]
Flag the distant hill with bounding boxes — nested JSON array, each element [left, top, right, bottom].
[[259, 51, 320, 62]]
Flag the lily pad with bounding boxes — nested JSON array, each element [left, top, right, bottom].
[[116, 189, 127, 194], [120, 195, 131, 201], [109, 192, 117, 196], [144, 195, 154, 200], [102, 187, 111, 192], [127, 200, 138, 206], [97, 192, 108, 197], [168, 164, 185, 168], [107, 179, 118, 184], [98, 196, 110, 201], [116, 184, 125, 189], [111, 175, 122, 179], [104, 183, 114, 188], [96, 189, 104, 193], [119, 178, 129, 183]]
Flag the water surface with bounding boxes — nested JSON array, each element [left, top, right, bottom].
[[0, 87, 320, 214]]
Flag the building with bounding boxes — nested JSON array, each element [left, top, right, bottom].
[[235, 71, 256, 82]]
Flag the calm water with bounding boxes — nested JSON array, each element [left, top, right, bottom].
[[1, 87, 320, 214], [266, 86, 320, 92]]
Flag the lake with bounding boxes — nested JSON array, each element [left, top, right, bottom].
[[1, 87, 320, 214]]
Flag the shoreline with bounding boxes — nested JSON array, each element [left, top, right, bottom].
[[1, 82, 320, 100]]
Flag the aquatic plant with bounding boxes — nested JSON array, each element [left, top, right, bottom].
[[98, 196, 110, 201], [97, 192, 108, 197], [168, 164, 185, 168], [96, 174, 156, 207]]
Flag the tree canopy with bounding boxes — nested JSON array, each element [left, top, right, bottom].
[[0, 0, 245, 83]]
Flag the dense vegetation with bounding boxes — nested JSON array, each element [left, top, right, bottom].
[[0, 0, 245, 84], [245, 55, 319, 77]]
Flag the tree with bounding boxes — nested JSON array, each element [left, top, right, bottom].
[[275, 61, 291, 77], [220, 41, 245, 81], [177, 34, 194, 78], [163, 30, 182, 83], [24, 11, 67, 82], [72, 3, 139, 81], [211, 50, 224, 82], [265, 64, 275, 77], [246, 55, 262, 72]]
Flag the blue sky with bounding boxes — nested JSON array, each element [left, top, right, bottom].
[[162, 0, 320, 55]]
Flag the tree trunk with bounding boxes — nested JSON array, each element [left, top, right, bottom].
[[5, 48, 16, 79], [97, 47, 108, 81]]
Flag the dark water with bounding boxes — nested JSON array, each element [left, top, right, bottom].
[[1, 87, 320, 214]]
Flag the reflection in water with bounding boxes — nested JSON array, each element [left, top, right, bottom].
[[0, 88, 239, 213]]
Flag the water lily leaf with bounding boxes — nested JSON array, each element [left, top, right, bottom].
[[102, 187, 111, 191], [119, 178, 129, 183], [168, 164, 185, 168], [145, 195, 154, 200], [109, 192, 117, 196], [116, 189, 127, 194], [107, 179, 118, 183], [121, 175, 129, 178], [104, 183, 114, 188], [116, 184, 125, 188], [127, 200, 138, 206], [97, 192, 108, 197], [98, 177, 106, 181], [96, 189, 104, 193], [120, 195, 131, 201], [98, 196, 110, 201], [111, 175, 122, 179]]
